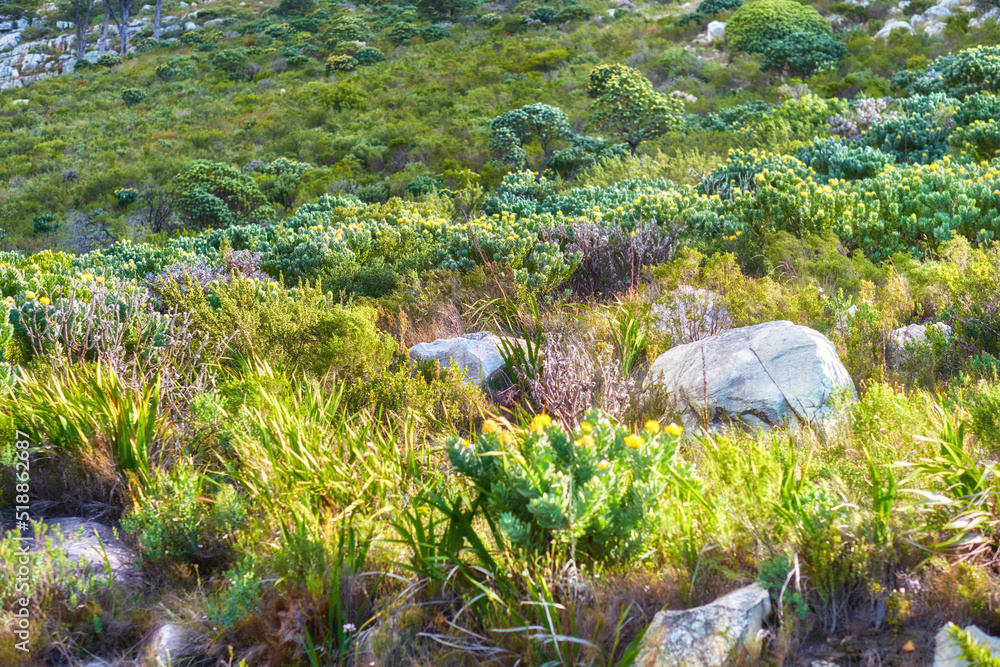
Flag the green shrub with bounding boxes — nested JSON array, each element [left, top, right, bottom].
[[950, 120, 1000, 162], [73, 57, 91, 70], [447, 411, 695, 562], [155, 63, 179, 80], [95, 53, 121, 67], [865, 115, 951, 164], [726, 0, 831, 54], [211, 47, 249, 76], [762, 31, 846, 76], [113, 188, 139, 208], [795, 139, 895, 182], [420, 24, 450, 41], [32, 213, 59, 235], [527, 6, 558, 23], [953, 93, 1000, 127], [120, 88, 146, 107], [121, 463, 245, 570], [353, 46, 386, 66], [388, 21, 419, 44], [553, 4, 590, 21], [478, 12, 501, 25], [326, 54, 357, 73], [173, 160, 274, 230]]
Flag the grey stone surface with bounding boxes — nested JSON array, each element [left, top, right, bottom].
[[410, 332, 518, 387], [645, 321, 855, 433], [706, 20, 725, 40], [934, 624, 1000, 666], [887, 322, 952, 366], [876, 18, 913, 37], [636, 584, 772, 667], [146, 623, 196, 666], [34, 517, 142, 587]]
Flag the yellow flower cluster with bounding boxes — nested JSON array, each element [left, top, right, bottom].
[[530, 413, 552, 433]]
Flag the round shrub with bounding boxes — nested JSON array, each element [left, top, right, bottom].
[[936, 46, 1000, 98], [950, 120, 1000, 163], [762, 31, 845, 75], [120, 88, 146, 107], [173, 160, 274, 229], [794, 138, 895, 181], [155, 63, 179, 81], [96, 53, 121, 67], [697, 0, 743, 15], [420, 24, 450, 41], [478, 11, 501, 25], [726, 0, 831, 55], [528, 6, 558, 23], [388, 22, 419, 44], [353, 46, 386, 66], [954, 93, 1000, 127], [114, 188, 140, 207], [587, 63, 633, 98], [326, 17, 371, 43], [865, 116, 951, 164], [553, 4, 590, 21], [325, 54, 357, 73], [74, 57, 91, 70], [32, 213, 59, 235]]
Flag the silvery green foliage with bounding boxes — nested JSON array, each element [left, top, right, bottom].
[[488, 103, 573, 171]]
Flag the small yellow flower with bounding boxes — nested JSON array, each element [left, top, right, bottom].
[[3, 296, 12, 303], [96, 276, 106, 284], [575, 435, 595, 448], [580, 421, 593, 433], [530, 413, 552, 433], [597, 460, 610, 470], [624, 434, 643, 450], [38, 297, 50, 306], [499, 431, 514, 446], [482, 419, 499, 434], [665, 423, 683, 437], [24, 291, 35, 300], [644, 420, 660, 434], [81, 272, 94, 280]]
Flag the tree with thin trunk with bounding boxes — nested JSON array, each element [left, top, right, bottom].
[[57, 0, 98, 57], [107, 0, 140, 54], [153, 0, 161, 39], [98, 0, 110, 56]]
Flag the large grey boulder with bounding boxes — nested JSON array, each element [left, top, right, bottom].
[[645, 321, 855, 433], [934, 624, 1000, 666], [33, 518, 142, 587], [636, 584, 771, 667], [409, 332, 517, 387]]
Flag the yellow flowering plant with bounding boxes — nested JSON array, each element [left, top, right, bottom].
[[446, 408, 694, 563]]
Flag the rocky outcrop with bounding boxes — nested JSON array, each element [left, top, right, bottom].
[[876, 18, 913, 38], [645, 321, 855, 434], [934, 623, 1000, 666], [409, 332, 521, 387], [636, 584, 772, 667]]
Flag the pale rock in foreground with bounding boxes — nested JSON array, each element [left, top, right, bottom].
[[645, 321, 855, 433], [636, 584, 771, 667], [33, 517, 143, 587], [934, 623, 1000, 666], [146, 623, 197, 667], [409, 332, 517, 387]]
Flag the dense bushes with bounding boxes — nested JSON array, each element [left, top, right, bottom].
[[762, 31, 846, 75], [726, 0, 831, 54], [173, 161, 274, 230]]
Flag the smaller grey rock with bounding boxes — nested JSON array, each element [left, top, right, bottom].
[[887, 322, 952, 366], [636, 584, 772, 667], [706, 20, 725, 40], [409, 332, 519, 387], [923, 20, 946, 34], [876, 18, 913, 37], [184, 21, 197, 30], [146, 623, 196, 666], [934, 623, 1000, 666], [179, 1, 188, 5], [924, 5, 952, 20]]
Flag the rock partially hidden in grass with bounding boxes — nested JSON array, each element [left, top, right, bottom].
[[635, 583, 771, 667], [645, 320, 856, 434], [934, 623, 1000, 666], [887, 321, 953, 368], [409, 331, 522, 388], [35, 518, 143, 589], [145, 622, 196, 667]]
